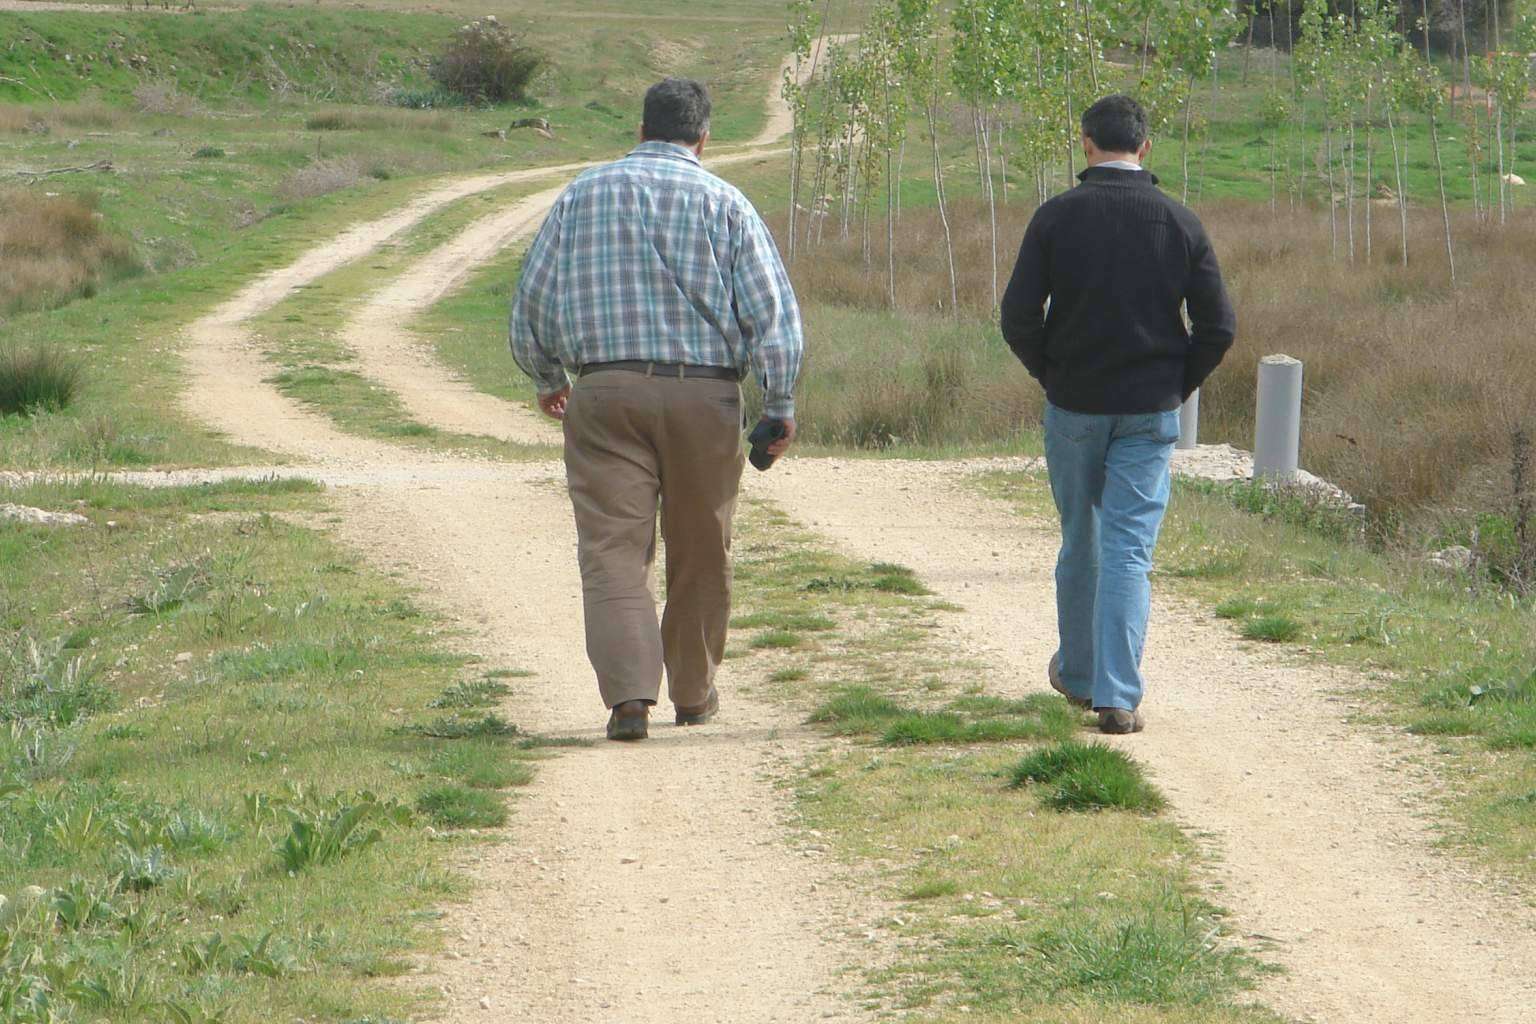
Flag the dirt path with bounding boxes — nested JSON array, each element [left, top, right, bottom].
[[168, 57, 874, 1024]]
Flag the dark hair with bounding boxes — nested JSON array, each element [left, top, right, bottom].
[[1081, 94, 1148, 155], [642, 77, 712, 144]]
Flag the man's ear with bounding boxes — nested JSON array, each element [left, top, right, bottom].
[[637, 123, 646, 143], [693, 130, 710, 158], [1138, 138, 1153, 163]]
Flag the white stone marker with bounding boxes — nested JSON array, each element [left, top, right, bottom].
[[1177, 390, 1200, 450], [1253, 354, 1303, 479]]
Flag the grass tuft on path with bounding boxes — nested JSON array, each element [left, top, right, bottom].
[[1008, 741, 1167, 813]]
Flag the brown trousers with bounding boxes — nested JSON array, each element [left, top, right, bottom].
[[562, 369, 745, 709]]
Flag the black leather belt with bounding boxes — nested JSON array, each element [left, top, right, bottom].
[[579, 360, 741, 382]]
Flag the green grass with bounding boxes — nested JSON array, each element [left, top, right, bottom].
[[0, 475, 545, 1022], [1241, 614, 1303, 643], [1008, 741, 1167, 813], [416, 785, 508, 829], [0, 343, 84, 416], [978, 469, 1536, 880]]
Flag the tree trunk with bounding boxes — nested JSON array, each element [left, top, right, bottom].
[[1364, 102, 1374, 262], [1243, 3, 1256, 85], [1347, 117, 1357, 264], [1430, 112, 1458, 289], [1387, 106, 1409, 267], [1326, 117, 1338, 260], [1181, 76, 1195, 204], [927, 99, 959, 314]]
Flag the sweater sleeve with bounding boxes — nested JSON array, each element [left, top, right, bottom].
[[999, 207, 1052, 384], [1181, 220, 1237, 399]]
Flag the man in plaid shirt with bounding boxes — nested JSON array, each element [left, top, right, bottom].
[[510, 77, 803, 741]]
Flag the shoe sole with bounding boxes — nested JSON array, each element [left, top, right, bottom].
[[1097, 711, 1145, 735], [606, 716, 648, 741]]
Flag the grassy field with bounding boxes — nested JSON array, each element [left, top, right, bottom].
[[0, 475, 555, 1022]]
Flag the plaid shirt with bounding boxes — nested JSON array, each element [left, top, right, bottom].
[[509, 142, 803, 418]]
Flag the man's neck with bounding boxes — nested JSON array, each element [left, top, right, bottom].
[[1090, 156, 1143, 171]]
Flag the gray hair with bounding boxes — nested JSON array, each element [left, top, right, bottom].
[[642, 77, 711, 144]]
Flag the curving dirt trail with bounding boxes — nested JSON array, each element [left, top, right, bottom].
[[163, 36, 1536, 1024]]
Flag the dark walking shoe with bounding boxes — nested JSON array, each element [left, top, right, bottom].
[[1096, 708, 1145, 735], [1048, 653, 1092, 710], [675, 687, 719, 726], [606, 700, 650, 741]]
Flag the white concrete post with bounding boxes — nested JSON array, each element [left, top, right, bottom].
[[1253, 354, 1303, 480], [1177, 390, 1199, 450]]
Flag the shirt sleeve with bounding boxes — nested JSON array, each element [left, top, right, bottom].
[[1181, 221, 1237, 399], [730, 204, 803, 420], [999, 206, 1052, 385], [509, 199, 572, 397]]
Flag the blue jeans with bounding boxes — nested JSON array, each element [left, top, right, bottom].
[[1043, 402, 1180, 711]]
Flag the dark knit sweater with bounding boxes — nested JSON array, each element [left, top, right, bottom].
[[999, 166, 1236, 415]]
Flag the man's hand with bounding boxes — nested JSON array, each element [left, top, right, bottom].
[[767, 418, 796, 458], [538, 385, 572, 421]]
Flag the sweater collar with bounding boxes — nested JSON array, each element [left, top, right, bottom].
[[1077, 165, 1160, 186]]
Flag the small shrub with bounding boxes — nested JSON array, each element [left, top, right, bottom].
[[2, 635, 110, 728], [386, 85, 471, 110], [416, 784, 506, 829], [276, 156, 365, 202], [132, 81, 204, 117], [431, 16, 545, 104], [1008, 740, 1165, 813], [191, 146, 225, 159], [769, 667, 809, 683], [0, 343, 83, 415], [275, 802, 387, 873]]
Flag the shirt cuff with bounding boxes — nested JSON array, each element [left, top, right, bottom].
[[535, 368, 571, 397], [762, 393, 795, 420]]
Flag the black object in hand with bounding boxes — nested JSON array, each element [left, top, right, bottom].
[[747, 418, 787, 471]]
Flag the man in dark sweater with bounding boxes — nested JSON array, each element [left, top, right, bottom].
[[1000, 94, 1236, 734]]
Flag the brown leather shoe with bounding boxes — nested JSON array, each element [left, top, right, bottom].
[[1047, 652, 1092, 710], [606, 700, 650, 741], [675, 687, 719, 726], [1096, 708, 1145, 735]]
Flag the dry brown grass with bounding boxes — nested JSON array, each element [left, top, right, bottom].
[[0, 188, 140, 314], [303, 107, 455, 133], [0, 102, 125, 135], [275, 155, 367, 202], [775, 199, 1536, 530], [131, 81, 205, 118]]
